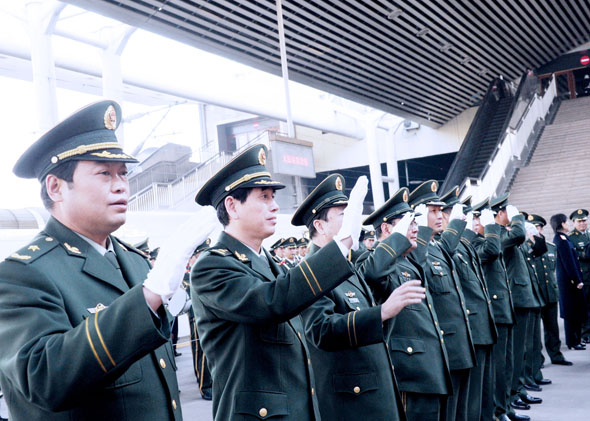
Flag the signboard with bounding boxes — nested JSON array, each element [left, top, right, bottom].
[[581, 56, 590, 66], [270, 139, 316, 178]]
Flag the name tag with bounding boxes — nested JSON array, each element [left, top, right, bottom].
[[348, 297, 360, 304]]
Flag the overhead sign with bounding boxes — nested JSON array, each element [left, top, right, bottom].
[[270, 139, 316, 178], [581, 56, 590, 66]]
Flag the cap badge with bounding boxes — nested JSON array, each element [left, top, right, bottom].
[[104, 105, 117, 130], [431, 181, 437, 192], [578, 209, 583, 215], [258, 148, 266, 165], [402, 190, 409, 202], [206, 238, 211, 245], [335, 177, 343, 191], [528, 215, 534, 221]]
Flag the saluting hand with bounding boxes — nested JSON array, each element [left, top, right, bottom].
[[143, 206, 218, 309], [391, 212, 414, 236], [480, 209, 495, 226], [335, 176, 369, 250], [414, 204, 429, 227], [506, 205, 519, 221], [380, 280, 426, 321], [449, 203, 465, 221], [465, 212, 474, 231]]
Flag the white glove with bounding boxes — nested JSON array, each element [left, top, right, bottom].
[[506, 205, 519, 220], [449, 203, 465, 221], [414, 204, 428, 227], [144, 206, 218, 301], [525, 222, 538, 238], [480, 208, 495, 226], [335, 176, 368, 250], [392, 212, 414, 236], [465, 212, 474, 231]]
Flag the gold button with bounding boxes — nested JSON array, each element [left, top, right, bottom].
[[428, 304, 432, 310], [434, 321, 438, 325], [259, 408, 268, 418], [546, 280, 549, 283], [311, 387, 315, 395], [441, 338, 444, 343], [407, 346, 413, 353], [160, 358, 166, 369], [493, 294, 498, 299], [353, 386, 361, 394], [488, 300, 491, 304], [441, 330, 444, 335], [356, 306, 361, 310], [172, 400, 177, 410], [466, 309, 470, 314], [45, 237, 53, 242], [308, 358, 311, 365], [298, 331, 302, 339]]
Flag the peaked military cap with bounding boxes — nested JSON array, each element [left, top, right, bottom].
[[364, 230, 376, 240], [283, 237, 298, 248], [195, 144, 285, 207], [291, 174, 348, 227], [409, 180, 446, 208], [489, 192, 510, 212], [14, 100, 138, 180], [149, 247, 160, 260], [520, 211, 530, 220], [569, 208, 589, 221], [270, 238, 284, 250], [297, 237, 310, 247], [471, 198, 491, 216], [461, 195, 473, 214], [440, 185, 461, 210], [528, 214, 547, 226], [363, 187, 412, 228], [194, 238, 212, 255]]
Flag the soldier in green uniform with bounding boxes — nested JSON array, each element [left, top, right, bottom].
[[279, 237, 299, 269], [349, 229, 369, 263], [297, 237, 310, 260], [520, 219, 551, 392], [471, 199, 524, 421], [358, 187, 452, 421], [184, 239, 213, 400], [490, 194, 542, 416], [440, 188, 497, 421], [568, 209, 590, 343], [0, 100, 218, 420], [529, 215, 571, 366], [191, 144, 367, 420], [269, 238, 284, 264], [410, 181, 476, 421], [293, 175, 426, 421]]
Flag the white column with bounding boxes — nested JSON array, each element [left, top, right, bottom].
[[385, 126, 400, 195], [365, 115, 385, 208], [100, 25, 135, 146], [25, 0, 65, 132]]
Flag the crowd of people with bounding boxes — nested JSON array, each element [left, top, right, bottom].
[[0, 100, 586, 421]]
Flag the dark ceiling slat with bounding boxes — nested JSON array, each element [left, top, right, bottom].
[[517, 0, 569, 58], [526, 0, 572, 50], [565, 0, 590, 38], [548, 0, 587, 47]]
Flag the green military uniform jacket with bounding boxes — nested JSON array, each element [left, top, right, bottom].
[[501, 215, 540, 309], [415, 219, 476, 371], [534, 242, 559, 304], [522, 241, 546, 308], [279, 258, 298, 270], [350, 243, 368, 264], [472, 224, 515, 325], [357, 232, 452, 395], [454, 230, 498, 345], [568, 229, 590, 284], [301, 243, 406, 421], [0, 217, 180, 421], [191, 231, 354, 420]]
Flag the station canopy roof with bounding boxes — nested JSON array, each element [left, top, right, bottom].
[[65, 0, 590, 127]]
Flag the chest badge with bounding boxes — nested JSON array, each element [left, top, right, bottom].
[[345, 291, 356, 298], [402, 271, 411, 278], [88, 303, 107, 313]]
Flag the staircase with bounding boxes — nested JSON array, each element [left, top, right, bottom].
[[508, 96, 590, 237]]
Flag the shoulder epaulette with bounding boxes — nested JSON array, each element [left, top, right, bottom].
[[113, 237, 148, 259], [5, 233, 59, 265], [560, 234, 568, 240], [568, 231, 576, 236], [209, 248, 232, 256]]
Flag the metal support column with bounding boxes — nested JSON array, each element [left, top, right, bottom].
[[365, 116, 385, 208], [101, 25, 136, 145], [275, 0, 295, 138], [25, 0, 65, 132], [385, 126, 400, 195]]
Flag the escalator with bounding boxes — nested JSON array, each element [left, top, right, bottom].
[[441, 77, 518, 194]]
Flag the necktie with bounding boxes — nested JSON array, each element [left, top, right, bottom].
[[105, 250, 122, 274]]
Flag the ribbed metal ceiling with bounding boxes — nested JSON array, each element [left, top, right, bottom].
[[65, 0, 590, 127]]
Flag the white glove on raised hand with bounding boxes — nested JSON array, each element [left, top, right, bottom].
[[449, 203, 465, 221], [480, 208, 496, 226], [335, 176, 368, 250], [414, 204, 429, 227], [392, 212, 414, 236], [465, 212, 474, 231], [525, 222, 538, 238], [143, 206, 218, 301], [506, 205, 519, 220]]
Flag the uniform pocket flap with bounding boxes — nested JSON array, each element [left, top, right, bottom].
[[389, 337, 426, 355], [439, 322, 457, 336], [333, 372, 378, 395], [235, 391, 289, 418]]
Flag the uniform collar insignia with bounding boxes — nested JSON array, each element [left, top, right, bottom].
[[234, 250, 249, 262], [64, 242, 81, 254], [28, 245, 40, 251]]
